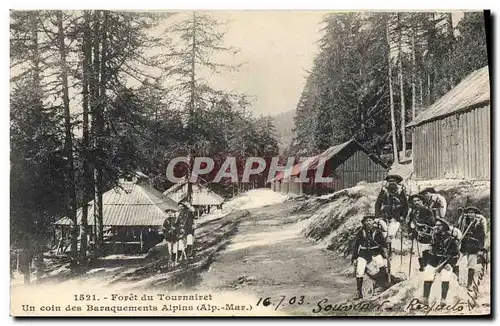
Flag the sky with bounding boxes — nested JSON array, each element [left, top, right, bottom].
[[9, 10, 468, 119], [159, 11, 329, 117], [156, 11, 466, 118]]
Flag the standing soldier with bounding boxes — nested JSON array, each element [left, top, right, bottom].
[[175, 202, 190, 263], [184, 205, 195, 258], [351, 215, 390, 299], [419, 187, 447, 219], [421, 218, 461, 307], [162, 210, 177, 263], [407, 194, 436, 272], [178, 201, 195, 258], [457, 206, 488, 290], [375, 174, 409, 255]]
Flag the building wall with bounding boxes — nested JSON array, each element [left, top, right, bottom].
[[413, 105, 490, 180], [332, 150, 388, 190], [294, 149, 387, 195], [288, 176, 303, 195]]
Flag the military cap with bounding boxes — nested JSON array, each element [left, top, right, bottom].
[[409, 194, 425, 202], [435, 217, 451, 230], [362, 214, 376, 223], [419, 187, 437, 194], [464, 206, 481, 214], [385, 174, 403, 183]]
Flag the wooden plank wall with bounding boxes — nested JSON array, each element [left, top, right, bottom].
[[413, 105, 490, 180], [333, 150, 388, 190]]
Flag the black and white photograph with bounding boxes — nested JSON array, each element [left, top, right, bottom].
[[8, 9, 491, 317]]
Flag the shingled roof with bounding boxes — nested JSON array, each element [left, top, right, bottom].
[[54, 180, 179, 227], [163, 178, 224, 206], [407, 66, 490, 128]]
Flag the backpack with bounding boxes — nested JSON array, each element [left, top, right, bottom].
[[382, 183, 404, 203]]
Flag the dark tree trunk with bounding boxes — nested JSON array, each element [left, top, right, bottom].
[[80, 10, 93, 265], [397, 13, 406, 157], [386, 14, 398, 164], [57, 10, 78, 272], [91, 10, 103, 256], [187, 12, 197, 204]]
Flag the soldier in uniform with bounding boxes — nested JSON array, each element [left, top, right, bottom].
[[457, 206, 488, 290], [174, 202, 190, 263], [407, 194, 436, 272], [177, 201, 196, 258], [161, 211, 178, 262], [351, 215, 390, 299], [419, 187, 447, 219], [375, 174, 409, 255], [421, 218, 461, 307]]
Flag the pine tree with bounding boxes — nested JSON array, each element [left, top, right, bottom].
[[397, 13, 407, 157], [163, 11, 242, 200], [55, 10, 78, 270], [383, 13, 399, 164]]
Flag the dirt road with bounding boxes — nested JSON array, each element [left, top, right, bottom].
[[11, 190, 490, 316], [191, 201, 357, 315]]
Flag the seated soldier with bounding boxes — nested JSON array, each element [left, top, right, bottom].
[[457, 206, 488, 290], [351, 215, 390, 299], [407, 194, 436, 271], [421, 218, 460, 307], [420, 187, 447, 219]]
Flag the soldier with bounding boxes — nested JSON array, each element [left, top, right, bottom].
[[162, 211, 177, 262], [457, 206, 488, 291], [183, 205, 195, 258], [174, 202, 189, 263], [351, 215, 390, 299], [419, 187, 447, 219], [375, 174, 409, 254], [407, 194, 436, 272], [421, 218, 461, 307]]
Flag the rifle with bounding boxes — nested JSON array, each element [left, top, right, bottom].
[[408, 238, 414, 278], [433, 220, 475, 277], [400, 225, 404, 267]]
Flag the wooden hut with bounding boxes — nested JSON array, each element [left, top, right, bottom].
[[163, 178, 225, 217], [271, 139, 388, 195], [407, 66, 491, 181], [53, 177, 179, 255]]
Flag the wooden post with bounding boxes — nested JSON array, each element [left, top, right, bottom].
[[112, 228, 116, 255], [140, 229, 143, 252]]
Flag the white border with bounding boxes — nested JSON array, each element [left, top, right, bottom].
[[1, 1, 498, 325]]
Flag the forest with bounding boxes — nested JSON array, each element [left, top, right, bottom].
[[10, 10, 489, 282], [289, 12, 489, 162], [10, 10, 278, 280]]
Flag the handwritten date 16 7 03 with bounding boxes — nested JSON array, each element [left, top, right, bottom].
[[256, 296, 305, 311]]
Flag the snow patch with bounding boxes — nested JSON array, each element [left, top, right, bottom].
[[225, 226, 302, 252], [197, 188, 291, 225]]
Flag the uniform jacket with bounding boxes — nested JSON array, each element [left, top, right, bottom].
[[162, 215, 177, 242], [430, 231, 460, 258], [459, 214, 487, 250], [352, 228, 387, 260], [375, 186, 409, 219], [408, 206, 436, 243]]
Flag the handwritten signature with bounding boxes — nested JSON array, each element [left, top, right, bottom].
[[467, 264, 487, 310], [312, 299, 390, 313]]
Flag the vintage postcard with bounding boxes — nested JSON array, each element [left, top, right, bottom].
[[10, 9, 491, 317]]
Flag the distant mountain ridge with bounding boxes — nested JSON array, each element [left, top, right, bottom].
[[272, 109, 295, 154]]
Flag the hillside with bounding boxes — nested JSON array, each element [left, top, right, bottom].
[[272, 109, 295, 154]]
